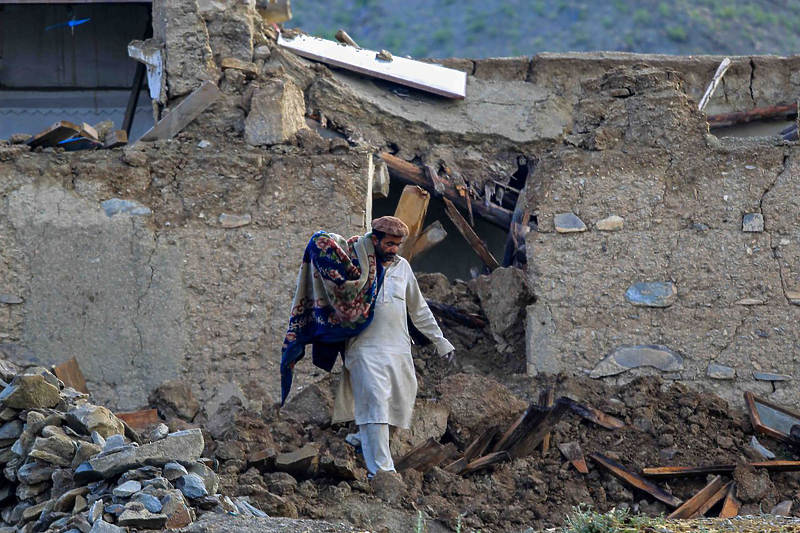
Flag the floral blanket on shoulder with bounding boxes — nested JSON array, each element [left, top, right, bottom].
[[280, 231, 384, 404]]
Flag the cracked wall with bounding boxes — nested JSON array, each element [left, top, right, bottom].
[[525, 64, 800, 408]]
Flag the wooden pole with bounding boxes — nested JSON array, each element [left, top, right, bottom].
[[443, 198, 500, 271], [698, 58, 731, 112], [707, 103, 797, 129]]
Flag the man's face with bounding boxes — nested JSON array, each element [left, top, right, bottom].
[[373, 233, 405, 263]]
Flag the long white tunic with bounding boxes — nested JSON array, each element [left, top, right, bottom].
[[331, 257, 454, 429]]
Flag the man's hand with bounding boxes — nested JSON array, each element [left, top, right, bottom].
[[442, 350, 458, 373]]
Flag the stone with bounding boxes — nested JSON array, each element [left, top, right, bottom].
[[163, 462, 188, 481], [71, 441, 103, 469], [595, 215, 624, 231], [753, 372, 791, 381], [21, 500, 48, 522], [370, 470, 405, 504], [742, 213, 764, 232], [750, 436, 776, 460], [219, 213, 252, 229], [707, 364, 736, 380], [73, 494, 88, 513], [319, 455, 359, 481], [554, 212, 587, 233], [29, 434, 76, 466], [220, 58, 259, 78], [187, 462, 218, 494], [0, 407, 18, 421], [103, 434, 126, 452], [10, 133, 32, 144], [247, 448, 277, 472], [160, 490, 192, 528], [117, 507, 167, 528], [0, 375, 60, 409], [112, 480, 141, 498], [244, 79, 307, 146], [590, 345, 683, 378], [281, 383, 333, 427], [0, 419, 23, 445], [100, 198, 151, 217], [390, 398, 449, 458], [787, 291, 800, 306], [471, 266, 533, 344], [275, 444, 319, 478], [74, 429, 204, 482], [733, 464, 774, 502], [148, 424, 169, 442], [17, 480, 49, 499], [253, 45, 271, 62], [149, 381, 200, 421], [90, 519, 124, 533], [18, 460, 56, 484], [51, 468, 77, 499], [89, 500, 103, 523], [772, 500, 792, 516], [134, 493, 162, 513], [624, 282, 677, 308], [0, 295, 23, 304], [176, 473, 207, 499], [66, 404, 124, 439], [142, 476, 170, 490], [54, 486, 91, 512]]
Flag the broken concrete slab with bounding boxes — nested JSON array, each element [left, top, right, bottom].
[[624, 282, 678, 308], [244, 79, 307, 146], [554, 213, 587, 233], [590, 345, 683, 378]]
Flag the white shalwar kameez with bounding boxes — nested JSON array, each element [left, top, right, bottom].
[[332, 256, 454, 476]]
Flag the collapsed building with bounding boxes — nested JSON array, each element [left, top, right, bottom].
[[2, 0, 800, 531]]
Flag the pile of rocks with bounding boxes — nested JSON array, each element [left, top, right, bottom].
[[0, 360, 260, 533]]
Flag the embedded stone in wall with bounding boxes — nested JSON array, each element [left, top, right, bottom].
[[596, 215, 624, 231], [707, 364, 735, 380], [101, 199, 152, 218], [753, 371, 791, 381], [786, 291, 800, 306], [624, 282, 677, 308], [0, 295, 23, 305], [218, 213, 251, 228], [742, 213, 764, 232], [554, 213, 587, 233], [590, 344, 683, 378], [244, 79, 307, 146]]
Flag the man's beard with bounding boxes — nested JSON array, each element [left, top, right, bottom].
[[377, 249, 395, 263]]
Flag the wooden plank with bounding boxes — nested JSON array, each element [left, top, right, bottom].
[[492, 404, 547, 454], [410, 221, 447, 260], [424, 165, 445, 197], [52, 357, 89, 394], [562, 398, 626, 430], [278, 34, 466, 99], [692, 480, 733, 518], [27, 121, 81, 148], [443, 457, 468, 475], [461, 451, 509, 476], [506, 399, 569, 460], [668, 475, 727, 519], [557, 441, 589, 474], [115, 409, 159, 431], [393, 185, 430, 263], [643, 461, 800, 479], [380, 152, 515, 230], [719, 482, 741, 518], [589, 453, 682, 508], [539, 388, 555, 453], [707, 103, 796, 129], [443, 198, 500, 271], [79, 123, 99, 141], [139, 81, 221, 142], [698, 58, 732, 112], [395, 438, 455, 474], [104, 130, 129, 149], [463, 425, 499, 462]]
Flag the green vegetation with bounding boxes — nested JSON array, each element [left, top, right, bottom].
[[562, 505, 663, 533], [666, 25, 688, 42]]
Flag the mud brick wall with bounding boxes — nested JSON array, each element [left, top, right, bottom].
[[0, 141, 371, 411], [525, 64, 800, 408]]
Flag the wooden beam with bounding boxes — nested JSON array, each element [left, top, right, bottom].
[[506, 399, 569, 460], [395, 438, 456, 474], [52, 357, 88, 394], [425, 299, 487, 329], [692, 480, 733, 518], [410, 221, 447, 260], [642, 460, 800, 479], [27, 121, 81, 149], [719, 482, 741, 518], [539, 387, 555, 453], [492, 404, 547, 454], [557, 441, 588, 474], [443, 198, 500, 271], [393, 185, 430, 263], [698, 58, 731, 112], [707, 103, 796, 129], [115, 409, 159, 431], [138, 81, 221, 142], [461, 451, 509, 476], [589, 453, 682, 508], [562, 398, 626, 430], [463, 425, 499, 462], [380, 153, 515, 230], [668, 475, 727, 519], [443, 457, 468, 475], [104, 130, 129, 149], [278, 34, 466, 99]]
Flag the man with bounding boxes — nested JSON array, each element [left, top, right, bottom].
[[332, 216, 455, 478]]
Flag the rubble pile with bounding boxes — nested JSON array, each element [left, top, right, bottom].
[[0, 361, 269, 533]]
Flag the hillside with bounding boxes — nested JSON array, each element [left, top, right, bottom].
[[288, 0, 800, 59]]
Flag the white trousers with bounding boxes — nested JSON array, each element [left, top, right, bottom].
[[352, 423, 395, 477]]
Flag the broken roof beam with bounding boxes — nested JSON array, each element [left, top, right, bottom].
[[590, 453, 683, 508], [707, 102, 796, 129], [278, 34, 466, 99], [443, 198, 500, 272], [138, 81, 221, 142], [667, 475, 727, 519], [381, 153, 515, 231], [643, 460, 800, 478]]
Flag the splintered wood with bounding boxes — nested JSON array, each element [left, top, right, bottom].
[[557, 441, 588, 474], [668, 475, 727, 519], [395, 438, 455, 474], [443, 198, 500, 271], [643, 461, 800, 478], [589, 453, 683, 508]]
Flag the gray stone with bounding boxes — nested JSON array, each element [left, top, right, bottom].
[[772, 500, 793, 516], [0, 375, 60, 409], [281, 383, 332, 428], [100, 199, 151, 218], [112, 480, 141, 498], [54, 486, 91, 512], [590, 345, 684, 378], [149, 381, 200, 421], [143, 476, 171, 490], [119, 465, 160, 482], [18, 460, 55, 484], [472, 266, 533, 345], [71, 441, 103, 469], [90, 519, 124, 533], [554, 212, 587, 233], [89, 500, 103, 523], [750, 436, 776, 459], [16, 480, 49, 499], [160, 490, 192, 528], [103, 434, 126, 452], [219, 213, 252, 229], [370, 470, 404, 504], [253, 45, 271, 62], [0, 407, 18, 421], [707, 364, 736, 380], [134, 493, 162, 513], [244, 79, 307, 146], [204, 381, 249, 419], [29, 434, 76, 466], [187, 462, 218, 494], [74, 429, 204, 482], [753, 371, 791, 381], [0, 419, 23, 444], [67, 404, 124, 439], [743, 213, 764, 232], [148, 424, 169, 442], [176, 473, 207, 499], [0, 295, 23, 305], [595, 215, 624, 231], [91, 432, 106, 447], [117, 507, 167, 528], [624, 282, 678, 308], [163, 462, 188, 481], [275, 444, 319, 477], [10, 133, 32, 144]]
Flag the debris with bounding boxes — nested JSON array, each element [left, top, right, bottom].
[[139, 81, 222, 142], [101, 198, 152, 217], [595, 215, 624, 231], [668, 475, 727, 519], [244, 79, 307, 146], [255, 0, 292, 23], [624, 282, 678, 308], [278, 33, 467, 99], [642, 461, 800, 478], [103, 130, 128, 149], [53, 357, 89, 394], [395, 438, 457, 474], [707, 102, 796, 128], [553, 213, 587, 233], [410, 221, 447, 260], [750, 436, 776, 459], [771, 500, 792, 516], [463, 425, 499, 462], [27, 121, 81, 149], [460, 451, 510, 475], [589, 453, 683, 508], [66, 404, 124, 439], [425, 299, 487, 329], [443, 198, 500, 271], [538, 388, 555, 453], [742, 213, 765, 232], [334, 29, 360, 49], [557, 441, 588, 474], [0, 374, 60, 409], [589, 344, 683, 378], [219, 213, 252, 229], [376, 49, 393, 62], [220, 58, 259, 78], [149, 380, 201, 422], [745, 391, 800, 444], [275, 444, 319, 477], [561, 398, 627, 430], [115, 409, 159, 432], [394, 185, 430, 263], [692, 480, 734, 518], [698, 58, 732, 111]]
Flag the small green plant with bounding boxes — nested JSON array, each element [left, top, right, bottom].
[[633, 9, 650, 25], [666, 24, 688, 41], [658, 2, 670, 17], [414, 510, 426, 533], [564, 505, 659, 533]]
